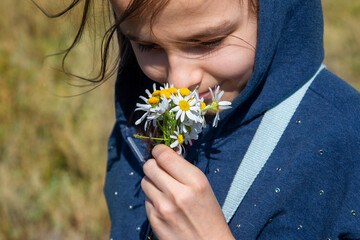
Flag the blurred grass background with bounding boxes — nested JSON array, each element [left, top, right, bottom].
[[0, 0, 359, 239]]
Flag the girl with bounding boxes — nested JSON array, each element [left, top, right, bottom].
[[41, 0, 360, 239]]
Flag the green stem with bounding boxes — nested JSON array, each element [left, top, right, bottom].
[[202, 101, 219, 113], [133, 134, 168, 141]]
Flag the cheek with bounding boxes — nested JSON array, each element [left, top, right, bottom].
[[132, 47, 168, 84], [203, 46, 255, 80]]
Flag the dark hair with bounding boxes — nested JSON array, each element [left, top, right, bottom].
[[34, 0, 259, 84]]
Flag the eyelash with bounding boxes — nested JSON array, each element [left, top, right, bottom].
[[136, 38, 225, 52], [199, 38, 224, 48], [137, 44, 159, 52]]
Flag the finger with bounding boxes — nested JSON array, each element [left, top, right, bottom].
[[145, 196, 154, 220], [145, 196, 164, 233], [152, 144, 203, 185], [145, 197, 173, 240], [143, 158, 180, 195], [141, 176, 163, 201], [141, 175, 172, 211], [142, 177, 177, 223]]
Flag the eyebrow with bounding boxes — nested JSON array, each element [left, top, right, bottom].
[[123, 20, 237, 43], [182, 20, 237, 41]]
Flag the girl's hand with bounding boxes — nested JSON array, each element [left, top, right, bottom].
[[141, 144, 235, 240]]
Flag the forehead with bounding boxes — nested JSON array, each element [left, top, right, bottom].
[[111, 0, 242, 17], [112, 0, 246, 39]]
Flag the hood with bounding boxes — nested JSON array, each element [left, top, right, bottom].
[[215, 0, 324, 130], [114, 0, 324, 140]]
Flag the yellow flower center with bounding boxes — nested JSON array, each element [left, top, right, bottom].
[[179, 88, 190, 96], [168, 87, 178, 94], [201, 102, 206, 110], [210, 100, 220, 112], [152, 90, 161, 96], [147, 97, 160, 104], [160, 89, 171, 99], [177, 134, 184, 144], [179, 100, 190, 111]]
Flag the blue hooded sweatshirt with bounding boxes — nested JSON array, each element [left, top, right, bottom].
[[104, 0, 360, 239]]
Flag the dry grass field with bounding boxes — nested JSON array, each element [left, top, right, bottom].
[[0, 0, 359, 239]]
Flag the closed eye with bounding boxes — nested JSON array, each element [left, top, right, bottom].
[[133, 37, 226, 56], [199, 38, 225, 48], [136, 43, 161, 52]]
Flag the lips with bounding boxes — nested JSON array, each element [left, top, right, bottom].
[[198, 90, 211, 100], [198, 87, 215, 100]]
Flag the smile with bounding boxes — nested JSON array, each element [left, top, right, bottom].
[[198, 86, 216, 100]]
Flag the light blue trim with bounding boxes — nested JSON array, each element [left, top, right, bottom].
[[127, 136, 145, 163], [222, 65, 326, 223]]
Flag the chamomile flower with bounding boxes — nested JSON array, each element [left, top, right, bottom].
[[134, 95, 154, 125], [144, 113, 159, 131], [153, 96, 170, 115], [134, 84, 231, 155], [135, 84, 162, 126], [182, 121, 203, 145], [170, 90, 202, 122], [210, 86, 232, 110], [142, 96, 170, 130], [209, 86, 232, 127], [170, 128, 185, 155]]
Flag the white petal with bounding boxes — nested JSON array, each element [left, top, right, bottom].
[[218, 101, 231, 106], [215, 85, 220, 95], [180, 111, 185, 122], [194, 89, 200, 100], [176, 145, 183, 155], [217, 90, 224, 101], [135, 108, 147, 112], [171, 106, 180, 112], [135, 112, 148, 125], [161, 83, 168, 90], [174, 128, 180, 135], [186, 110, 196, 121], [188, 99, 198, 106], [212, 113, 220, 127], [135, 119, 142, 126], [152, 119, 157, 127], [176, 110, 182, 120], [182, 124, 188, 133], [139, 96, 148, 102], [219, 105, 232, 110], [170, 140, 179, 148], [190, 106, 201, 113], [145, 89, 152, 97], [147, 113, 158, 119], [136, 103, 151, 109], [171, 96, 180, 104], [209, 87, 215, 100], [144, 120, 149, 131], [184, 94, 192, 101]]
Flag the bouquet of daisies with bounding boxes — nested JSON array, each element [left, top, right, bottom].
[[134, 84, 231, 154]]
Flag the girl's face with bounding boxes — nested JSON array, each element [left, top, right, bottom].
[[112, 0, 258, 104]]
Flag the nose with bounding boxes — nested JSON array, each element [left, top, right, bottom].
[[166, 53, 203, 90]]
